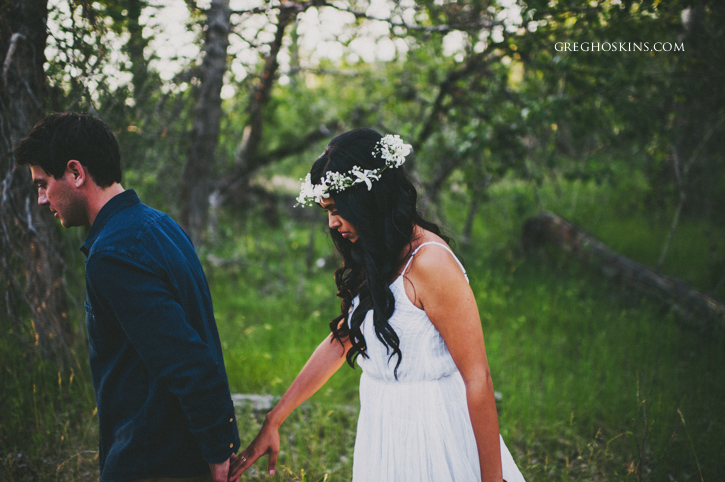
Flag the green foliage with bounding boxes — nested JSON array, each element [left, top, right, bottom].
[[517, 0, 725, 224], [476, 251, 725, 480], [204, 208, 362, 400], [42, 0, 725, 235], [0, 338, 97, 481], [6, 1, 725, 480], [233, 401, 356, 481], [211, 175, 725, 481], [3, 176, 725, 480]]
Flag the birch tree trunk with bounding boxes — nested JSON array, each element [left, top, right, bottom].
[[180, 0, 231, 247], [0, 0, 73, 359]]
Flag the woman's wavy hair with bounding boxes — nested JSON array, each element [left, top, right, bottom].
[[309, 128, 448, 377]]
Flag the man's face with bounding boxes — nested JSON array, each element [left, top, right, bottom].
[[30, 164, 87, 228]]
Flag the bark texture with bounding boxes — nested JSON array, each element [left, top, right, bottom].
[[180, 0, 231, 247], [522, 212, 725, 332], [1, 0, 73, 358]]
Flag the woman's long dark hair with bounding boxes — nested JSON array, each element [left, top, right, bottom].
[[309, 128, 448, 377]]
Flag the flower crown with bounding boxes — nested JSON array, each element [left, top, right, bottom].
[[296, 134, 412, 207]]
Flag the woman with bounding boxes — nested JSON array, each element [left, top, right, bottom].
[[229, 128, 525, 482]]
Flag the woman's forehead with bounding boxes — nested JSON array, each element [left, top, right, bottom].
[[319, 197, 335, 209]]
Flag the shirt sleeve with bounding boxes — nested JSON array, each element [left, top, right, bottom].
[[86, 251, 239, 463]]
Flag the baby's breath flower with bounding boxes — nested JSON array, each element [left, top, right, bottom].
[[374, 134, 412, 168], [296, 134, 412, 207]]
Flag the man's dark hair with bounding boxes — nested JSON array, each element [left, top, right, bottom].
[[15, 112, 122, 187]]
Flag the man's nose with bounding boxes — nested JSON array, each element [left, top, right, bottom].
[[38, 191, 48, 205]]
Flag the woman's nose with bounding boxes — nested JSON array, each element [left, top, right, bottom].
[[328, 213, 340, 229]]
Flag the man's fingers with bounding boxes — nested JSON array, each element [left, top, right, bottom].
[[228, 454, 243, 475], [228, 450, 254, 480], [209, 458, 230, 482]]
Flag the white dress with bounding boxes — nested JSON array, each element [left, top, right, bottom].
[[349, 242, 525, 481]]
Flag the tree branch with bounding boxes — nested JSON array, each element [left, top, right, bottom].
[[523, 212, 725, 332], [217, 122, 337, 204], [322, 2, 502, 33], [234, 3, 300, 173], [2, 33, 26, 88]]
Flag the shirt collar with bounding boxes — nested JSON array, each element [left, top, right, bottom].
[[80, 189, 140, 256]]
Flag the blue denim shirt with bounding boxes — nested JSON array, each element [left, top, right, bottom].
[[81, 190, 240, 482]]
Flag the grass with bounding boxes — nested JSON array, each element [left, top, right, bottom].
[[2, 173, 724, 481], [232, 400, 356, 481], [475, 253, 725, 480], [0, 338, 98, 481]]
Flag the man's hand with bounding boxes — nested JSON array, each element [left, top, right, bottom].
[[209, 457, 231, 482]]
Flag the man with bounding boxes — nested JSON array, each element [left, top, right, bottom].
[[15, 113, 240, 482]]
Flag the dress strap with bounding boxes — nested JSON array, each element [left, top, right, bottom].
[[401, 241, 468, 282]]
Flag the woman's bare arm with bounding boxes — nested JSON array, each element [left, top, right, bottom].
[[228, 333, 350, 479], [406, 245, 504, 482]]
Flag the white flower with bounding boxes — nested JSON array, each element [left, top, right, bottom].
[[296, 174, 330, 206], [312, 183, 329, 204], [295, 174, 314, 206], [295, 133, 411, 207], [352, 168, 376, 190], [376, 134, 412, 168], [327, 171, 348, 191]]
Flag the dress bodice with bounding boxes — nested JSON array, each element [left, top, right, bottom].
[[348, 242, 527, 482], [349, 242, 466, 382]]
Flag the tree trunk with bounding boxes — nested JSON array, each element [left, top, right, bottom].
[[180, 0, 231, 247], [522, 212, 725, 332], [126, 0, 151, 106], [215, 3, 301, 205], [462, 163, 491, 245], [0, 0, 73, 359], [235, 4, 296, 176]]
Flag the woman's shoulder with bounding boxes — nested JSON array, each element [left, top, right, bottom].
[[407, 229, 462, 276], [409, 226, 448, 250], [402, 231, 468, 308]]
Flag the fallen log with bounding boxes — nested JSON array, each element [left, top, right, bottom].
[[522, 212, 725, 332]]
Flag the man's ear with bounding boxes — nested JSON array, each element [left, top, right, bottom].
[[66, 160, 87, 187]]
